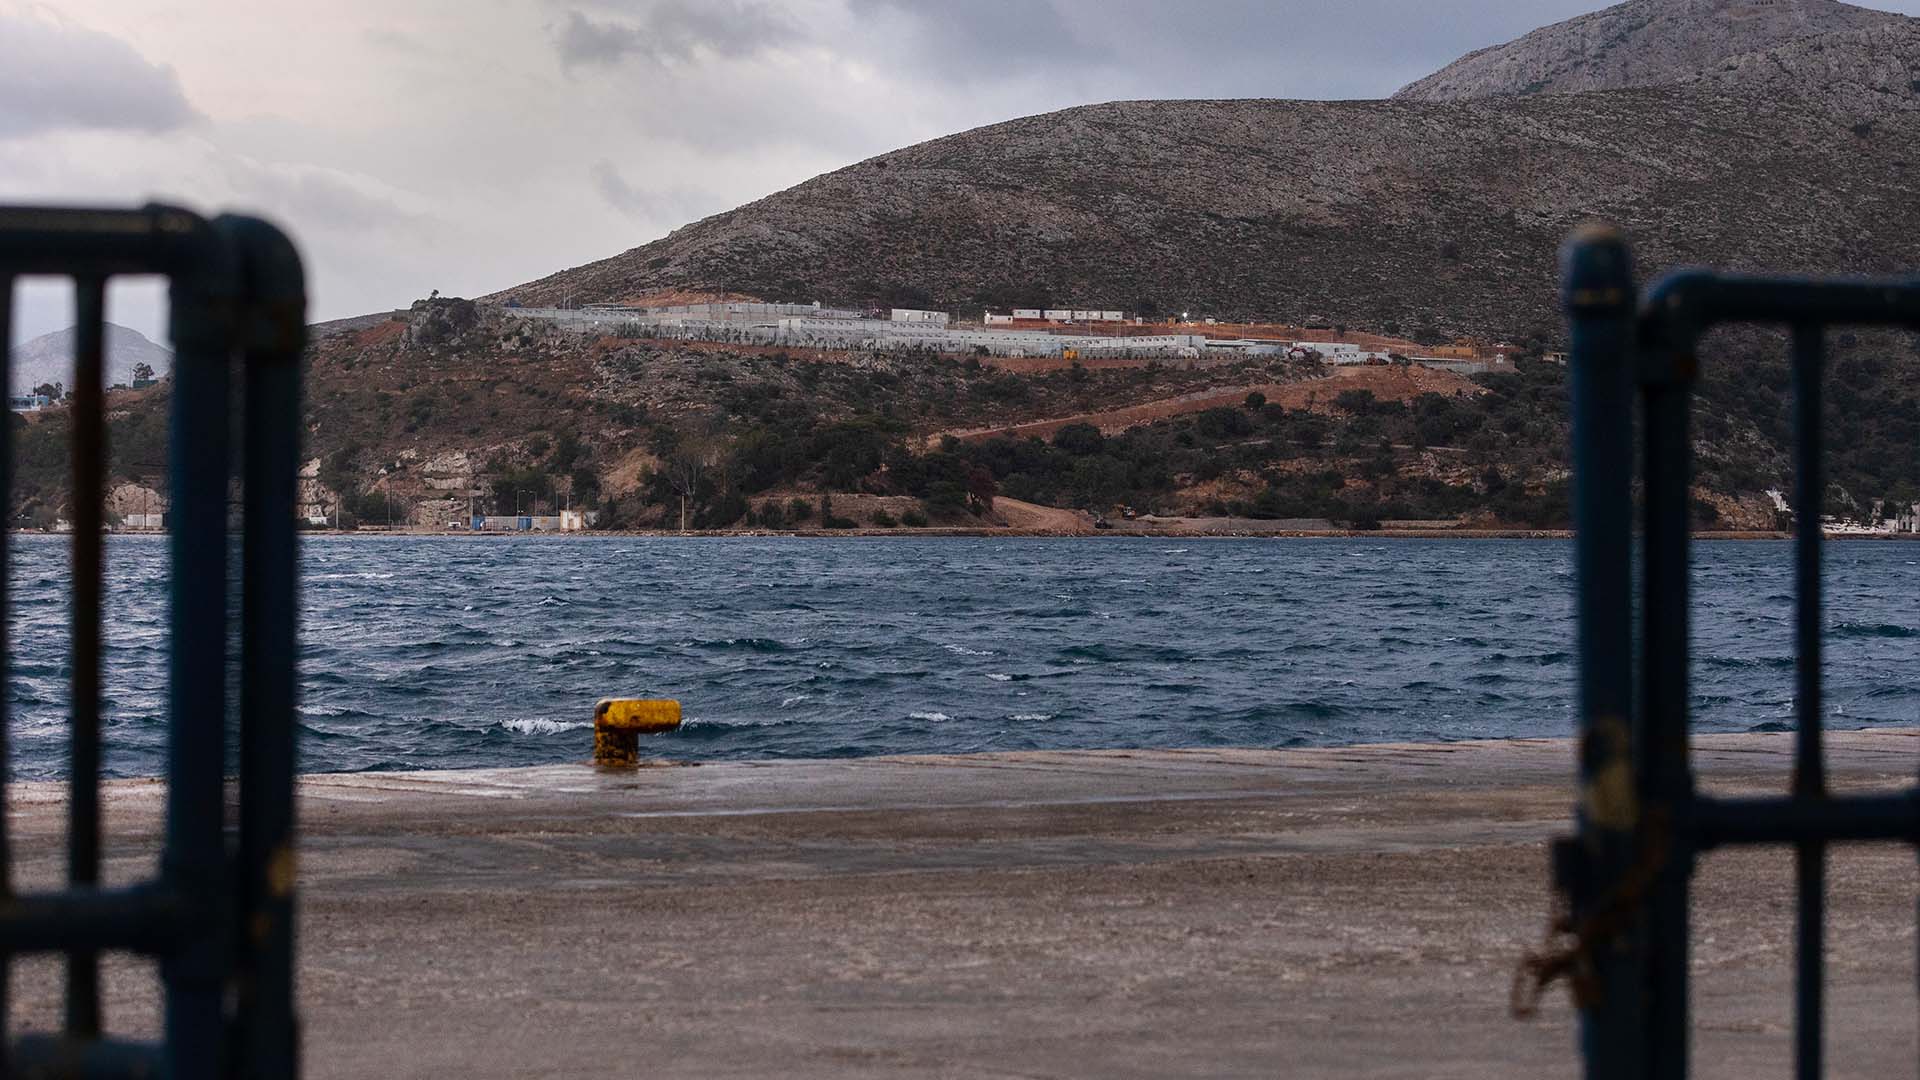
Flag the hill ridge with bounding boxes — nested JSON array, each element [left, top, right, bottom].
[[1394, 0, 1910, 101]]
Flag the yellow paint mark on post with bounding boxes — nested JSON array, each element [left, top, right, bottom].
[[594, 698, 682, 765]]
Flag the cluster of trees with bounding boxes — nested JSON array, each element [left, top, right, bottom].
[[588, 359, 1589, 530]]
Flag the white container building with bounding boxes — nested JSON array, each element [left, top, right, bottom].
[[890, 308, 950, 326]]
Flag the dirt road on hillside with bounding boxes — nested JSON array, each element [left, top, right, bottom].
[[931, 365, 1481, 446]]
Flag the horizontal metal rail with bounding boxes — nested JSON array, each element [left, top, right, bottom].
[[0, 886, 199, 954], [1691, 793, 1920, 849]]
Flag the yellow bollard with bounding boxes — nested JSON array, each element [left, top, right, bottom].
[[593, 698, 682, 766]]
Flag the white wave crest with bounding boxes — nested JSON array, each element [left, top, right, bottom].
[[909, 711, 952, 722], [499, 718, 590, 735], [942, 643, 994, 657]]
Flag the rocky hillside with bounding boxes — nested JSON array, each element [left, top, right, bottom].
[[17, 0, 1918, 534], [497, 1, 1920, 351], [1393, 0, 1906, 101]]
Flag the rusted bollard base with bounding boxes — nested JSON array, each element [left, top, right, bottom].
[[594, 727, 641, 766]]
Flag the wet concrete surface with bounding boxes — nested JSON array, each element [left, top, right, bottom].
[[5, 732, 1918, 1077]]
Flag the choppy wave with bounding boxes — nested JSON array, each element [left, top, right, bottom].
[[6, 534, 1919, 779]]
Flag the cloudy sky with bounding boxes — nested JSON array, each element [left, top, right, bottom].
[[6, 0, 1919, 345]]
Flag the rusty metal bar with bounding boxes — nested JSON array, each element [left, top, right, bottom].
[[1562, 226, 1646, 1076]]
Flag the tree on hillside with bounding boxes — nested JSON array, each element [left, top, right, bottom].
[[967, 466, 998, 514], [666, 433, 725, 533], [131, 362, 155, 383], [1051, 422, 1104, 457]]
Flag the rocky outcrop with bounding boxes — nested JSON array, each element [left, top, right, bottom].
[[403, 298, 482, 349], [1393, 0, 1907, 101]]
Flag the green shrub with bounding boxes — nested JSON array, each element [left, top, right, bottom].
[[901, 509, 929, 527], [871, 509, 897, 528]]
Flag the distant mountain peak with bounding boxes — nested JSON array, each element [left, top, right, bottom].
[[1393, 0, 1912, 102], [9, 323, 173, 393]]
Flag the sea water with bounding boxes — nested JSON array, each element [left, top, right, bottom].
[[7, 535, 1918, 778]]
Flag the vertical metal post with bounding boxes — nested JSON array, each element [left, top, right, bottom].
[[232, 217, 304, 1078], [0, 274, 12, 1073], [163, 265, 231, 1079], [1563, 225, 1643, 1077], [68, 274, 107, 1037], [1640, 344, 1695, 1079], [1790, 323, 1825, 1080]]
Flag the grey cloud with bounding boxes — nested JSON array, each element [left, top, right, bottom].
[[590, 159, 715, 226], [0, 11, 199, 139], [840, 0, 1613, 101], [847, 0, 1112, 76], [590, 158, 651, 215], [554, 3, 803, 70], [222, 159, 422, 235]]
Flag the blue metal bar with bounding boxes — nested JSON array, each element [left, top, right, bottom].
[[0, 205, 220, 277], [1789, 322, 1826, 1080], [1640, 348, 1695, 1080], [228, 215, 305, 1079], [68, 274, 107, 1038], [0, 885, 192, 953], [1692, 793, 1920, 847], [0, 202, 305, 1079], [13, 1033, 168, 1077], [1563, 225, 1645, 1077], [1559, 233, 1920, 1080], [0, 273, 12, 1076], [163, 253, 234, 1080], [1640, 271, 1920, 333]]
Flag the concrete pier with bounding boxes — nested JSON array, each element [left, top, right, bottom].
[[6, 732, 1918, 1077]]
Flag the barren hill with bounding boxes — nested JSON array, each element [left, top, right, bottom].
[[9, 323, 172, 395], [1394, 0, 1908, 102], [498, 3, 1920, 346]]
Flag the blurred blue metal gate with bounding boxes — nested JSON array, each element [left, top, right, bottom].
[[1532, 225, 1920, 1078], [0, 205, 304, 1078]]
